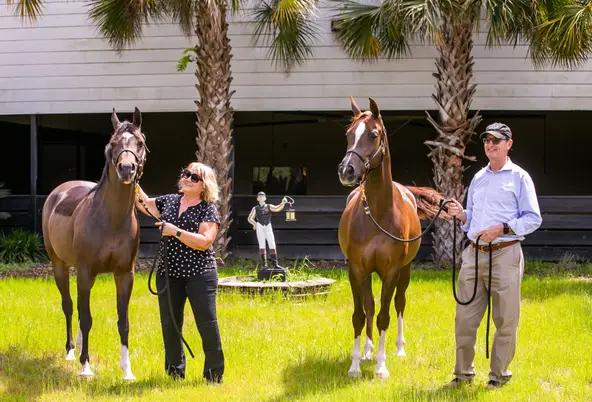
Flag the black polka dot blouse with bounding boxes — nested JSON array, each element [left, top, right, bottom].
[[155, 194, 221, 278]]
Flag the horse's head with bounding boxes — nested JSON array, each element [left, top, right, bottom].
[[338, 97, 386, 187], [108, 108, 148, 185]]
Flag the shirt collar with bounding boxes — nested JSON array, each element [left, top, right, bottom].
[[486, 157, 514, 173]]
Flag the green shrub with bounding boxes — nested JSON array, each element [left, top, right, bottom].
[[0, 229, 46, 264]]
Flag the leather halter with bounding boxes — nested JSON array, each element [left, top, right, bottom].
[[345, 137, 386, 184], [113, 147, 147, 182]]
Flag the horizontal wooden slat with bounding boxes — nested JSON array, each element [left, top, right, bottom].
[[537, 196, 592, 214], [523, 231, 592, 246]]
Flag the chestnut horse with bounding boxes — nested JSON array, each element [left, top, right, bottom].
[[338, 97, 449, 379], [42, 108, 147, 380]]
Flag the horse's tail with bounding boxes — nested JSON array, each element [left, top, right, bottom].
[[405, 186, 453, 221]]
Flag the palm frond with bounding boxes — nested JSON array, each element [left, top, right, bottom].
[[530, 1, 592, 69], [251, 0, 321, 72], [87, 0, 170, 51], [478, 0, 539, 48], [329, 0, 447, 62], [6, 0, 45, 21]]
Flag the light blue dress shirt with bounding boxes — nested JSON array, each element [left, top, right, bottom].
[[462, 158, 542, 244]]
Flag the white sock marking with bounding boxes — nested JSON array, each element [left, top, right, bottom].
[[120, 345, 136, 381], [376, 330, 389, 379], [348, 336, 362, 378], [363, 335, 374, 360], [396, 313, 406, 357]]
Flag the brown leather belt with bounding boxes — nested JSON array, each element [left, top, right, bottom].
[[470, 239, 519, 252]]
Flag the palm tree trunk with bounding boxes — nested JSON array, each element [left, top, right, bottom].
[[424, 14, 482, 266], [194, 0, 234, 261]]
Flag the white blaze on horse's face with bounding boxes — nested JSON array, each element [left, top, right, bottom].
[[338, 119, 372, 187], [353, 121, 366, 149]]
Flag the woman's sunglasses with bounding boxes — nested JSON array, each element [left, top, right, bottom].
[[181, 169, 202, 183]]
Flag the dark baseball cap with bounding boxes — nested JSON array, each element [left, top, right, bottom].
[[480, 122, 512, 140]]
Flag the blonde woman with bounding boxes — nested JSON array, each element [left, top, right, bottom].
[[135, 162, 224, 384]]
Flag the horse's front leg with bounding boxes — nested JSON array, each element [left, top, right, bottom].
[[394, 263, 411, 357], [348, 266, 366, 378], [77, 270, 96, 377], [375, 270, 399, 380], [362, 274, 375, 360], [115, 271, 136, 381]]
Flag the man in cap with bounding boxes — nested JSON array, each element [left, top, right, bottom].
[[444, 122, 542, 389], [247, 191, 289, 269]]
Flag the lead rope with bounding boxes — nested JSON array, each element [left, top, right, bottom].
[[451, 224, 493, 359], [135, 184, 195, 358]]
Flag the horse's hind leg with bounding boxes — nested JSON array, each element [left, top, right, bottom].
[[115, 271, 136, 381], [77, 269, 96, 377], [51, 257, 75, 360], [394, 263, 411, 357], [347, 266, 366, 378], [362, 275, 375, 360], [375, 269, 400, 380]]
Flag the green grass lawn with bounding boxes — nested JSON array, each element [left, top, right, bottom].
[[0, 263, 591, 401]]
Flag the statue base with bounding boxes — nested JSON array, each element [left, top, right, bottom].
[[257, 267, 287, 282]]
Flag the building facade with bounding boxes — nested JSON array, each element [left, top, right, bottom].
[[1, 0, 591, 261]]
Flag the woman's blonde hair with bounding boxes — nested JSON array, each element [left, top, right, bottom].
[[178, 162, 219, 204]]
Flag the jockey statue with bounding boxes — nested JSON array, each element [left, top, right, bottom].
[[247, 191, 289, 272]]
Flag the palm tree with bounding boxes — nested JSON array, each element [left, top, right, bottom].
[[326, 0, 581, 264], [7, 0, 320, 261]]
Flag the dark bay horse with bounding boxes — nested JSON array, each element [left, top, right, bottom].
[[42, 108, 147, 380], [338, 97, 449, 379]]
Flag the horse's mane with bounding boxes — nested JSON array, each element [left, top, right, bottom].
[[405, 186, 453, 221], [87, 122, 138, 196]]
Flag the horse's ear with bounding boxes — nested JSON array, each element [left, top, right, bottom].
[[111, 108, 120, 130], [350, 96, 361, 116], [133, 107, 142, 127], [369, 97, 381, 118]]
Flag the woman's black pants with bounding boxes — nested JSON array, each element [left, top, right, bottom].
[[156, 269, 224, 382]]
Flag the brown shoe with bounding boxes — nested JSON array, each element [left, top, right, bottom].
[[486, 380, 504, 389], [443, 377, 473, 388]]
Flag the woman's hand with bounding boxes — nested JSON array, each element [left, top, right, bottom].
[[155, 221, 178, 237]]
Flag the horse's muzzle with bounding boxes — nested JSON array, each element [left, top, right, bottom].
[[117, 162, 137, 184], [338, 162, 359, 187]]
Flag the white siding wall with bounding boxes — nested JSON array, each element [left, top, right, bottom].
[[1, 0, 592, 114]]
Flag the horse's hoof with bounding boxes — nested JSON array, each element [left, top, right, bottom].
[[124, 372, 136, 381], [396, 348, 406, 357], [376, 368, 390, 380], [65, 349, 76, 361], [80, 362, 94, 377], [348, 370, 362, 379]]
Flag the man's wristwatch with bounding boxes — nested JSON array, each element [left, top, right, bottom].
[[175, 229, 182, 238], [503, 223, 510, 235]]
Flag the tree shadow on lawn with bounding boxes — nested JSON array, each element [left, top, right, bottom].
[[0, 345, 204, 400], [265, 355, 364, 402], [0, 345, 78, 400], [265, 353, 485, 402]]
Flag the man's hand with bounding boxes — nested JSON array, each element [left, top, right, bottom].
[[475, 224, 504, 243], [155, 221, 178, 237], [447, 199, 467, 223]]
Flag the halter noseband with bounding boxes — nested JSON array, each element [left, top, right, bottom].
[[345, 136, 386, 185], [113, 147, 147, 182]]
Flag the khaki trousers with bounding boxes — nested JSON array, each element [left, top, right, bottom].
[[454, 242, 524, 383]]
